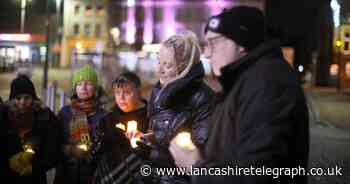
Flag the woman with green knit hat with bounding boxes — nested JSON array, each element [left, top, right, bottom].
[[55, 65, 108, 184]]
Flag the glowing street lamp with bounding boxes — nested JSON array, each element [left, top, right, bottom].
[[336, 40, 343, 48], [19, 0, 32, 33]]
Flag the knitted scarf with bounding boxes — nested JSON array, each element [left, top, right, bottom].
[[69, 98, 97, 149]]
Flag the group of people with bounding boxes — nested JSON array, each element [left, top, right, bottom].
[[1, 6, 309, 184]]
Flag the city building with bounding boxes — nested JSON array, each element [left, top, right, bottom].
[[61, 0, 109, 67], [107, 0, 263, 74]]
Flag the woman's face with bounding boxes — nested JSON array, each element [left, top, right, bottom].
[[156, 46, 178, 85], [114, 83, 141, 113], [76, 80, 95, 100], [14, 94, 33, 111]]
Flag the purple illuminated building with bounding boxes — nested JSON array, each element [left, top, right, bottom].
[[108, 0, 238, 46]]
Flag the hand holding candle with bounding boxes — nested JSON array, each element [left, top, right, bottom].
[[174, 132, 196, 150], [126, 120, 142, 148], [77, 143, 88, 152], [23, 144, 35, 155], [115, 123, 126, 131], [169, 132, 201, 171]]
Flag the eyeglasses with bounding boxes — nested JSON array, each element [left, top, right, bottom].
[[203, 35, 226, 56]]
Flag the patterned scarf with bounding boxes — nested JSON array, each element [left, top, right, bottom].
[[69, 98, 97, 149]]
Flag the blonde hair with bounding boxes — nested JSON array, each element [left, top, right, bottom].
[[161, 30, 201, 86]]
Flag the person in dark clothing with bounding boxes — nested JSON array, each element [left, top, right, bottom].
[[0, 75, 61, 184], [169, 6, 309, 184], [55, 65, 107, 184], [92, 72, 149, 184], [137, 31, 214, 184], [109, 72, 148, 133]]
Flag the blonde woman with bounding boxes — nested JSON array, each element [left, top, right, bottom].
[[135, 31, 214, 184]]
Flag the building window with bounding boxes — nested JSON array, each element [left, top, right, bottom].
[[96, 5, 105, 16], [345, 42, 349, 51], [74, 4, 80, 15], [345, 33, 350, 38], [95, 24, 101, 38], [73, 24, 79, 35], [84, 24, 91, 36], [85, 5, 93, 16]]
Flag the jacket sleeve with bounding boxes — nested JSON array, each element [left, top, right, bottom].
[[32, 110, 64, 173], [193, 83, 303, 184], [190, 91, 213, 152]]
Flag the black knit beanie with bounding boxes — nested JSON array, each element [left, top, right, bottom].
[[205, 6, 265, 50], [9, 75, 38, 100]]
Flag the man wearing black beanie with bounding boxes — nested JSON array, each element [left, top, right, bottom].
[[169, 6, 309, 184]]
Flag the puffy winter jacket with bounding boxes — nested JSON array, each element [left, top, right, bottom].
[[148, 62, 214, 184]]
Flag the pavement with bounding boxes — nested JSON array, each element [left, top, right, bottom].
[[306, 88, 350, 183]]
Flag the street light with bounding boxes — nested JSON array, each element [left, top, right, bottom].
[[19, 0, 32, 33], [336, 40, 343, 92]]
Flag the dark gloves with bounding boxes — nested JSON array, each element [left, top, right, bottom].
[[133, 140, 152, 160]]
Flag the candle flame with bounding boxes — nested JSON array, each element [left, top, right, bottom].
[[127, 120, 138, 133], [116, 123, 126, 131], [175, 132, 195, 150], [23, 145, 35, 154], [130, 137, 141, 148], [77, 144, 88, 151]]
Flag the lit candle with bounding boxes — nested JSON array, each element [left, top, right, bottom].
[[126, 120, 141, 148], [23, 144, 35, 154], [130, 137, 141, 148], [77, 143, 88, 152], [175, 132, 195, 150], [127, 120, 138, 133], [116, 123, 126, 131]]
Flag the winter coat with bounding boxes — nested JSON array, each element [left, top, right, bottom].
[[91, 104, 149, 184], [192, 40, 309, 184], [148, 62, 214, 184], [0, 100, 62, 184], [55, 102, 106, 184]]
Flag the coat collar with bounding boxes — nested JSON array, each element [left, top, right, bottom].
[[218, 40, 281, 92], [155, 62, 204, 108]]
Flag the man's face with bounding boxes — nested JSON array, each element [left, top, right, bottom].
[[76, 80, 95, 100], [15, 94, 33, 111], [156, 46, 178, 85], [203, 31, 245, 76], [114, 83, 141, 113]]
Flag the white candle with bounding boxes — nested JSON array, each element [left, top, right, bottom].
[[23, 145, 35, 154], [77, 143, 88, 151], [127, 120, 138, 133], [130, 137, 141, 148], [175, 132, 195, 150]]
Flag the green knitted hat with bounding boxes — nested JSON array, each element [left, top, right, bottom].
[[72, 65, 98, 87]]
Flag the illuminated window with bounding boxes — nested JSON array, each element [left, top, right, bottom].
[[96, 5, 105, 16], [330, 64, 339, 76], [74, 5, 80, 15], [345, 33, 350, 38], [73, 24, 79, 35], [85, 5, 93, 16], [84, 24, 91, 36], [346, 62, 350, 79], [345, 42, 349, 51]]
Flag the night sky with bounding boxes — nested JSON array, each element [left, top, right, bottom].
[[0, 0, 46, 33], [0, 0, 349, 34]]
